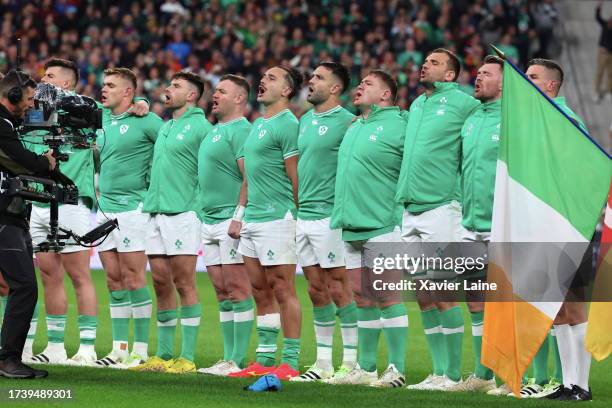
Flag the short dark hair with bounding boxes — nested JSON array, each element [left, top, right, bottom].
[[318, 61, 350, 93], [219, 74, 250, 98], [277, 65, 303, 99], [44, 58, 79, 85], [528, 58, 564, 87], [172, 71, 205, 101], [429, 48, 461, 82], [104, 67, 137, 90], [0, 70, 36, 100], [483, 55, 504, 71], [369, 69, 398, 103]]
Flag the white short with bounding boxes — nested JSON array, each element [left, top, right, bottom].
[[238, 216, 297, 266], [201, 219, 242, 265], [145, 211, 201, 256], [344, 227, 402, 270], [30, 201, 91, 253], [401, 201, 463, 243], [461, 228, 490, 243], [97, 204, 150, 253], [296, 218, 345, 268], [401, 201, 463, 280]]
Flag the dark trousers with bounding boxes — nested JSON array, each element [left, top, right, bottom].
[[0, 224, 37, 361]]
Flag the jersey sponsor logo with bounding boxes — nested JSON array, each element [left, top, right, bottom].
[[318, 125, 328, 136], [176, 133, 185, 140], [369, 134, 377, 142], [436, 109, 445, 116], [258, 129, 267, 139], [491, 134, 500, 141], [120, 124, 129, 134]]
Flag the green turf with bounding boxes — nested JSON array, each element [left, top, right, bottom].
[[1, 269, 610, 407]]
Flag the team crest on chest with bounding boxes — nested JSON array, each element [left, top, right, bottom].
[[318, 125, 328, 136], [258, 129, 267, 139], [119, 124, 129, 134], [176, 133, 184, 140]]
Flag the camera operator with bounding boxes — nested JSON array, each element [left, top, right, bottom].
[[0, 70, 56, 379]]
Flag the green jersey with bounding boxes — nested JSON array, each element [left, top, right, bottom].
[[395, 82, 480, 213], [330, 105, 406, 241], [553, 97, 587, 132], [297, 106, 355, 220], [198, 117, 251, 224], [97, 111, 163, 212], [460, 99, 501, 232], [243, 109, 299, 223], [23, 133, 96, 208], [143, 107, 212, 214]]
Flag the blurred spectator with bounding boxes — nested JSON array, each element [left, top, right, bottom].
[[0, 0, 561, 119], [594, 1, 612, 103]]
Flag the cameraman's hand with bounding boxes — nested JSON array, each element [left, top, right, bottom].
[[131, 100, 150, 117], [228, 220, 242, 240], [44, 149, 57, 171]]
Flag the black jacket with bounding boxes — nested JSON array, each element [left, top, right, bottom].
[[0, 103, 52, 228], [597, 6, 612, 52]]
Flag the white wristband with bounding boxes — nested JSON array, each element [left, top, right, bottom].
[[232, 205, 245, 222]]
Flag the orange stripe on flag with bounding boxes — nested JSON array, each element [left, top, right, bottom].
[[586, 186, 612, 361], [482, 261, 554, 397]]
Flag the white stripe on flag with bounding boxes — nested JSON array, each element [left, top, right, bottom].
[[471, 324, 483, 337]]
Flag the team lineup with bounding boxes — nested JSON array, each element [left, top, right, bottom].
[[0, 49, 594, 400]]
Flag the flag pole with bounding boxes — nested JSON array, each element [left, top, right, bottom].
[[489, 44, 611, 160]]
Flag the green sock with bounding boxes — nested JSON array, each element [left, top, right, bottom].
[[337, 301, 358, 365], [130, 287, 152, 356], [179, 303, 201, 362], [0, 295, 7, 324], [381, 303, 408, 374], [156, 308, 177, 360], [533, 332, 550, 385], [78, 314, 97, 346], [441, 307, 464, 382], [231, 298, 254, 368], [551, 330, 563, 383], [313, 302, 336, 363], [421, 308, 446, 376], [470, 311, 493, 380], [280, 337, 301, 370], [109, 290, 130, 345], [357, 306, 381, 373], [256, 313, 280, 367], [47, 314, 66, 344], [219, 300, 234, 361]]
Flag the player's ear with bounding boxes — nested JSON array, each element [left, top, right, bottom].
[[381, 88, 391, 102], [330, 83, 341, 96]]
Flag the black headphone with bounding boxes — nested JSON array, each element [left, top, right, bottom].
[[7, 70, 26, 105]]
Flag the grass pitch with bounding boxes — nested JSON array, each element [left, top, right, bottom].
[[2, 270, 610, 407]]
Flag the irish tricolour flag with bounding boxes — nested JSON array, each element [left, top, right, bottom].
[[481, 59, 611, 396]]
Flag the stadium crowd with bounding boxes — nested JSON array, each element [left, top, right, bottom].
[[0, 0, 560, 118]]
